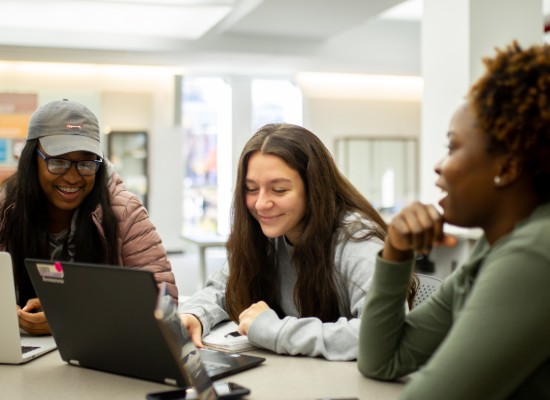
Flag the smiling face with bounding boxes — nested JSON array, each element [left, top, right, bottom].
[[435, 103, 504, 229], [245, 152, 307, 244], [37, 144, 97, 228]]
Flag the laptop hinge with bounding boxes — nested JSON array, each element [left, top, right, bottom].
[[164, 378, 177, 386], [69, 359, 80, 366]]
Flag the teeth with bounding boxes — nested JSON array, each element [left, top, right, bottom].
[[58, 186, 79, 193]]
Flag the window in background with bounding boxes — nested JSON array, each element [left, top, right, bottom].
[[107, 130, 149, 209], [251, 79, 302, 129], [181, 77, 231, 234], [335, 137, 418, 221], [180, 77, 302, 235]]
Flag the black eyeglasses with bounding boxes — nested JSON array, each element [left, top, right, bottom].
[[36, 148, 103, 176]]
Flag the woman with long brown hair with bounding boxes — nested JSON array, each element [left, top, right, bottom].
[[180, 123, 394, 360]]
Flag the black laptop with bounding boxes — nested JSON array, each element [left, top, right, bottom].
[[24, 259, 265, 386]]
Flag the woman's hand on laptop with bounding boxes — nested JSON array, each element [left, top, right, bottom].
[[180, 313, 204, 348], [17, 298, 51, 335]]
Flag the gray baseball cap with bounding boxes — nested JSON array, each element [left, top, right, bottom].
[[27, 99, 103, 158]]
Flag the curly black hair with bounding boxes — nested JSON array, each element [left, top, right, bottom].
[[468, 41, 550, 200]]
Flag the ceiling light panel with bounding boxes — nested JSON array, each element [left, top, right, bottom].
[[0, 0, 234, 39], [379, 0, 423, 21]]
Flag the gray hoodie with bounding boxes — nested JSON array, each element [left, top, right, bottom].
[[179, 213, 382, 360]]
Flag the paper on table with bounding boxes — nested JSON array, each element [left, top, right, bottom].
[[202, 321, 258, 353]]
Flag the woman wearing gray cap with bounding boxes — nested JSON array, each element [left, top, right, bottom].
[[0, 99, 177, 335]]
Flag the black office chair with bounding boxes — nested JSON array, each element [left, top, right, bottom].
[[412, 273, 443, 308]]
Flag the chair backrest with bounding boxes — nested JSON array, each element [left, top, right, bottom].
[[412, 273, 443, 308]]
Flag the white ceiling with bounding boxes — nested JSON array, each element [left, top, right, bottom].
[[0, 0, 548, 76]]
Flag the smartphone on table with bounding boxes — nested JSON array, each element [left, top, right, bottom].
[[146, 381, 250, 400]]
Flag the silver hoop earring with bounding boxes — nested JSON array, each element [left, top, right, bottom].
[[494, 176, 501, 185]]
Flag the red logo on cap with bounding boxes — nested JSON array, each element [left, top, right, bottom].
[[66, 124, 82, 130]]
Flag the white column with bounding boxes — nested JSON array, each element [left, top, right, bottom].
[[216, 76, 253, 236], [420, 0, 544, 204], [229, 76, 253, 182]]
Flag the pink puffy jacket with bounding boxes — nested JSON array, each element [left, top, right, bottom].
[[91, 168, 178, 298]]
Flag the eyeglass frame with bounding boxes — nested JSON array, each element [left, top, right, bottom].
[[35, 148, 103, 176]]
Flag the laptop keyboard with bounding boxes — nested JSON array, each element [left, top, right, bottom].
[[22, 345, 39, 354]]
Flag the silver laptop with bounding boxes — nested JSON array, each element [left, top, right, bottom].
[[0, 252, 57, 364]]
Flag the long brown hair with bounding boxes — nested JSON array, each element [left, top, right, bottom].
[[225, 123, 388, 322]]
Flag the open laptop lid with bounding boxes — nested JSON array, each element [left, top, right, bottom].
[[0, 252, 56, 364], [155, 287, 218, 400], [154, 286, 256, 399], [24, 258, 190, 386]]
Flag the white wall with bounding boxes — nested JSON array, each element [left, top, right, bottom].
[[303, 97, 421, 210], [304, 98, 421, 154]]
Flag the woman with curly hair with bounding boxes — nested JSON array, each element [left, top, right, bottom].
[[179, 123, 406, 360], [1, 99, 177, 335], [358, 41, 550, 399]]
